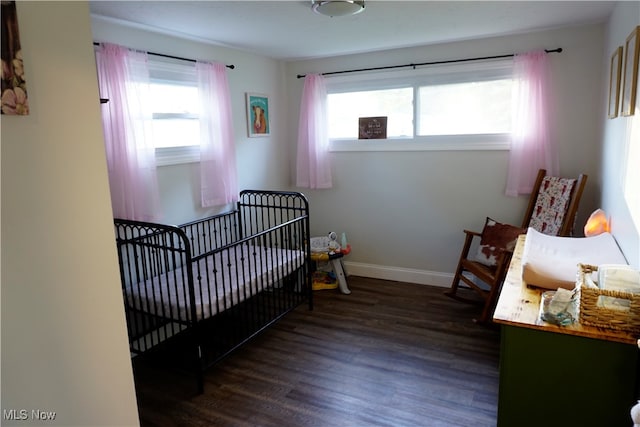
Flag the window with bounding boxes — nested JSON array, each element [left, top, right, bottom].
[[328, 88, 413, 139], [326, 60, 513, 151], [149, 82, 199, 148], [148, 59, 201, 165], [417, 79, 512, 136]]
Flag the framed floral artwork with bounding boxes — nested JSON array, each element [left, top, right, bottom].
[[608, 46, 623, 119], [621, 25, 640, 116], [1, 1, 29, 115], [246, 93, 270, 137]]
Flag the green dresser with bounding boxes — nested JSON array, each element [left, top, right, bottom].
[[494, 236, 639, 427]]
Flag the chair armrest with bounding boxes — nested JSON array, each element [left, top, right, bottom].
[[494, 246, 515, 274], [458, 229, 482, 259], [463, 229, 482, 238]]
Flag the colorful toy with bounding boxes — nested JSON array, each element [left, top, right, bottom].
[[310, 231, 352, 294]]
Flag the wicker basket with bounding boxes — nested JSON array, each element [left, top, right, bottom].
[[576, 263, 640, 334]]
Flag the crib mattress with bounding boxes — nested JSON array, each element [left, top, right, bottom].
[[124, 244, 304, 322]]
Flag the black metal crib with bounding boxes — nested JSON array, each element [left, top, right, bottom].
[[114, 190, 312, 393]]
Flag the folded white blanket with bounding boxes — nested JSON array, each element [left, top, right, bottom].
[[598, 264, 640, 292], [521, 228, 628, 289]]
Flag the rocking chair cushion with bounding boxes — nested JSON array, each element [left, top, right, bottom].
[[528, 176, 576, 235], [475, 217, 526, 267]]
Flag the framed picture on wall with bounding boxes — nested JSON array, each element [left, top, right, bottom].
[[246, 93, 270, 137], [1, 1, 29, 115], [621, 25, 640, 116], [608, 46, 623, 119]]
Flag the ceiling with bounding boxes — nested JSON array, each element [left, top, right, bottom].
[[89, 1, 615, 61]]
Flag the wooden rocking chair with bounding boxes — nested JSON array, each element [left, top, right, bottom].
[[444, 169, 588, 324]]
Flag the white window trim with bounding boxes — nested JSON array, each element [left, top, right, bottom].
[[326, 59, 513, 152], [155, 145, 200, 166], [330, 134, 511, 152]]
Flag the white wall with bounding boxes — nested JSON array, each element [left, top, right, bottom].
[[91, 17, 290, 225], [286, 24, 606, 285], [602, 2, 640, 269], [1, 2, 139, 426]]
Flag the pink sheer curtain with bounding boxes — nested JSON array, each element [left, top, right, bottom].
[[95, 43, 160, 221], [196, 61, 238, 207], [296, 74, 332, 189], [505, 51, 558, 197]]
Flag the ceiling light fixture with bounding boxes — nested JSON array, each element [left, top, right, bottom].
[[311, 0, 365, 17]]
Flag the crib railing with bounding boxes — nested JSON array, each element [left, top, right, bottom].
[[114, 220, 195, 353], [238, 189, 310, 241]]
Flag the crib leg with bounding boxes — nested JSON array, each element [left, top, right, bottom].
[[196, 372, 204, 395], [194, 344, 204, 394]]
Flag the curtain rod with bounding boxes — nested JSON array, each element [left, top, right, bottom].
[[296, 48, 562, 79], [93, 42, 235, 70]]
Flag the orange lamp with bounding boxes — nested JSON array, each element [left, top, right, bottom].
[[584, 209, 610, 237]]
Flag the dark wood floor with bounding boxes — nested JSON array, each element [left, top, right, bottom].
[[132, 276, 501, 427]]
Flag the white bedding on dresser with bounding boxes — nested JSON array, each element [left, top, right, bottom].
[[124, 244, 304, 321], [521, 228, 628, 289]]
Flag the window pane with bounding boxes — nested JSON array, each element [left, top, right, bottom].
[[150, 83, 199, 115], [152, 118, 200, 148], [328, 88, 413, 139], [150, 82, 200, 148], [418, 79, 512, 135]]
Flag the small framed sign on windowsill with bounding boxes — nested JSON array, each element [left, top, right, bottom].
[[358, 116, 387, 139]]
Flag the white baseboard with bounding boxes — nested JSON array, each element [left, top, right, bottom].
[[343, 261, 454, 288]]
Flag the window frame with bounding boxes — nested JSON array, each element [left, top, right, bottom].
[[325, 59, 514, 152]]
